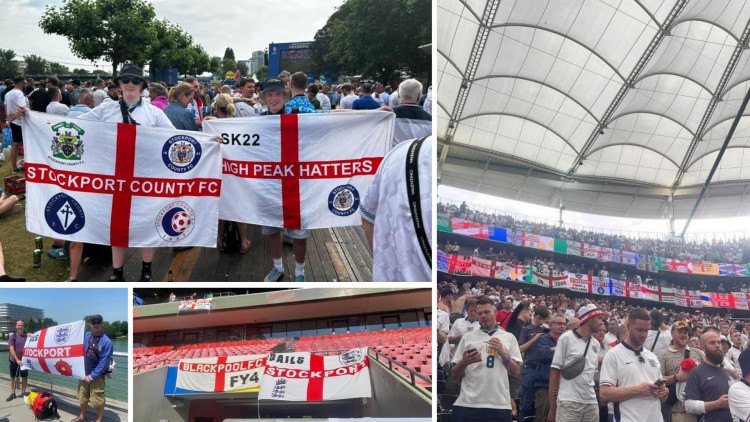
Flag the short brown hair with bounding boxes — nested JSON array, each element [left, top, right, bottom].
[[534, 305, 549, 319], [628, 308, 650, 324], [291, 72, 308, 90], [341, 83, 352, 94], [239, 77, 255, 89]]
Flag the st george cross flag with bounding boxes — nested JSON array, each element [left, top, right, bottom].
[[258, 348, 372, 401], [178, 298, 213, 312], [22, 320, 85, 380], [203, 112, 393, 229], [176, 355, 267, 392], [22, 111, 222, 247]]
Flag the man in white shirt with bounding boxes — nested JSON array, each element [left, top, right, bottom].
[[4, 76, 28, 173], [604, 318, 619, 351], [234, 78, 262, 117], [315, 87, 331, 111], [451, 296, 522, 422], [548, 304, 604, 422], [338, 83, 357, 109], [437, 285, 453, 363], [728, 349, 750, 422], [600, 308, 668, 422], [645, 310, 672, 355], [93, 79, 108, 107], [727, 330, 744, 377], [448, 299, 480, 359]]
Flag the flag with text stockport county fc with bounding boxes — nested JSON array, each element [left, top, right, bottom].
[[202, 112, 393, 229], [22, 320, 85, 380], [22, 111, 222, 247], [258, 348, 372, 401], [176, 355, 267, 392]]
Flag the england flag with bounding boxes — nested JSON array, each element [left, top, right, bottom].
[[22, 320, 86, 380], [176, 355, 267, 392]]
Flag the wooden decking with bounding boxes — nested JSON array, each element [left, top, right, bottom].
[[76, 225, 373, 282]]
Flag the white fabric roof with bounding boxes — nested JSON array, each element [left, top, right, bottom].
[[438, 0, 750, 216]]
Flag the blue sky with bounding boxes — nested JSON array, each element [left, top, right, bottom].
[[0, 288, 128, 324]]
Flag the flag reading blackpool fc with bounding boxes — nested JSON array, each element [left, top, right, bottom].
[[176, 355, 267, 392], [203, 112, 393, 229], [22, 111, 222, 247], [258, 348, 372, 401], [22, 320, 85, 380]]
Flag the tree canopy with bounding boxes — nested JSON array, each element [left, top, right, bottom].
[[223, 47, 235, 61], [24, 55, 47, 75], [39, 0, 158, 76], [311, 0, 430, 83], [254, 65, 268, 82], [0, 49, 19, 79]]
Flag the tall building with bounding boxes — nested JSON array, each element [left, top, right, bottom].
[[0, 303, 44, 335], [250, 50, 264, 76]]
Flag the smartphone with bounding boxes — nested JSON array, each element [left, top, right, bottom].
[[542, 327, 550, 334], [654, 379, 665, 387]]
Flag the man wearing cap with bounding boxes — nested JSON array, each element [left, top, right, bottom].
[[547, 304, 604, 422], [684, 331, 732, 422], [451, 296, 522, 422], [658, 320, 703, 422], [600, 308, 668, 422], [728, 349, 750, 421], [74, 315, 113, 422]]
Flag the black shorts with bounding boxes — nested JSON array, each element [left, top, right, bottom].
[[9, 360, 28, 377], [10, 122, 22, 143]]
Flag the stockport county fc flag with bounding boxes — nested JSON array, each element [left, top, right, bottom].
[[203, 112, 393, 230], [258, 348, 372, 401], [21, 111, 222, 248], [22, 320, 86, 380]]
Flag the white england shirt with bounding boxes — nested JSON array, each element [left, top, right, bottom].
[[451, 327, 522, 410], [360, 136, 431, 282]]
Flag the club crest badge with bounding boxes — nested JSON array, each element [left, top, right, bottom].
[[50, 122, 85, 165], [162, 135, 202, 173], [328, 184, 360, 216], [54, 325, 71, 345], [155, 201, 195, 242], [44, 193, 85, 235], [338, 348, 363, 366]]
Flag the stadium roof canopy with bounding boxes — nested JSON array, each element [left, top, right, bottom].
[[438, 0, 750, 220]]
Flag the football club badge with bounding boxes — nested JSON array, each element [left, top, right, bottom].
[[50, 121, 85, 165], [54, 325, 71, 345], [328, 184, 360, 216], [44, 193, 86, 235], [338, 348, 363, 366], [155, 201, 196, 241], [162, 135, 202, 173]]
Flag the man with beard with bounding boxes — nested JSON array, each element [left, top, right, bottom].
[[451, 296, 522, 422], [658, 320, 703, 422], [600, 308, 668, 422], [684, 331, 731, 422]]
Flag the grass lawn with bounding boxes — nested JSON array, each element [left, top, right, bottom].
[[1, 139, 69, 281]]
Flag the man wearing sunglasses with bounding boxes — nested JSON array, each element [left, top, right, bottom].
[[74, 315, 113, 422], [600, 308, 668, 422]]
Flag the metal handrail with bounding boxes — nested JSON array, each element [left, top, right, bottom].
[[366, 348, 432, 400], [161, 291, 237, 304]]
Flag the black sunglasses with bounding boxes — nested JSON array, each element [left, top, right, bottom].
[[634, 349, 645, 364], [91, 320, 102, 325], [120, 77, 142, 85]]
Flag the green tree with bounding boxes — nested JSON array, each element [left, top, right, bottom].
[[254, 65, 268, 82], [24, 54, 47, 74], [311, 0, 430, 83], [49, 62, 70, 75], [187, 45, 210, 76], [147, 19, 194, 79], [221, 57, 237, 76], [223, 47, 235, 61], [91, 69, 109, 76], [72, 68, 90, 75], [39, 0, 157, 76], [0, 49, 19, 79], [237, 61, 249, 78], [209, 56, 221, 75]]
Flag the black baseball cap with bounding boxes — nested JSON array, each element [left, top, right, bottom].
[[89, 315, 103, 324]]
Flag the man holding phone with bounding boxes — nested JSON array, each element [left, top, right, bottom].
[[451, 296, 522, 422]]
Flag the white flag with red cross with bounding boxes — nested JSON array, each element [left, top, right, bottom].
[[22, 320, 85, 380], [258, 348, 372, 401], [176, 355, 267, 392], [202, 112, 393, 229], [21, 110, 222, 247]]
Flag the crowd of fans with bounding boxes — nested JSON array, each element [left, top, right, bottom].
[[436, 281, 750, 422], [438, 201, 748, 264]]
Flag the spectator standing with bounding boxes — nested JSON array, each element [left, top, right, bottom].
[[657, 320, 703, 422], [352, 83, 380, 110], [684, 332, 732, 422], [728, 350, 750, 422], [646, 310, 673, 356]]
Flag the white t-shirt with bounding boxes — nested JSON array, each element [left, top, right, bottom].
[[726, 346, 743, 374], [94, 89, 108, 107], [339, 93, 358, 110], [4, 88, 28, 117], [235, 101, 262, 117], [600, 343, 664, 422], [77, 100, 175, 128], [729, 380, 750, 422], [451, 327, 522, 410], [550, 330, 600, 404], [604, 332, 618, 351], [360, 136, 431, 282], [316, 92, 331, 111], [46, 102, 68, 115], [645, 329, 672, 355], [449, 318, 479, 338], [389, 91, 400, 108]]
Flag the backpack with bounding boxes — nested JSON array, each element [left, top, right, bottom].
[[32, 392, 60, 420], [222, 221, 242, 253]]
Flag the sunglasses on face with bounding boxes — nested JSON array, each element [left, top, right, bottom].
[[91, 321, 102, 325], [120, 77, 142, 85]]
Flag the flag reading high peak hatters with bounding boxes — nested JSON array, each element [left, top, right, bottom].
[[22, 320, 85, 380], [203, 112, 393, 229], [258, 348, 372, 401], [22, 111, 222, 247]]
